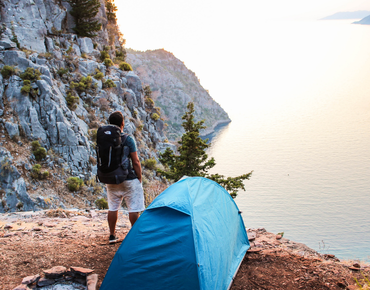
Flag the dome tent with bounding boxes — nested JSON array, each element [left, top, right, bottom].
[[101, 177, 250, 290]]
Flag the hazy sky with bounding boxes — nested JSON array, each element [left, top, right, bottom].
[[116, 0, 370, 51], [115, 0, 370, 101]]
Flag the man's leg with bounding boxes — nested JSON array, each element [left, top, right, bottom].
[[129, 212, 139, 226], [108, 210, 118, 236]]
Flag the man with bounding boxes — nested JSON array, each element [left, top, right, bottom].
[[105, 111, 145, 243]]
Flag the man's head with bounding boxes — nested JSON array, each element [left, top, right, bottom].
[[109, 111, 124, 131]]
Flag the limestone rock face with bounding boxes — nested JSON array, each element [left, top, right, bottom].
[[0, 31, 169, 212], [0, 148, 35, 213], [0, 0, 67, 52], [126, 49, 231, 140]]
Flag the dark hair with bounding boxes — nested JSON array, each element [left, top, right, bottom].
[[109, 111, 124, 127]]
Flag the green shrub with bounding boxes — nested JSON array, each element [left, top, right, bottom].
[[95, 198, 108, 209], [20, 67, 41, 81], [31, 140, 40, 150], [151, 113, 160, 121], [33, 147, 47, 161], [116, 50, 125, 58], [70, 76, 93, 93], [93, 69, 104, 80], [57, 68, 69, 77], [103, 79, 116, 88], [119, 62, 132, 71], [66, 92, 80, 110], [21, 79, 32, 94], [145, 97, 154, 108], [66, 46, 73, 54], [100, 50, 109, 61], [104, 58, 113, 67], [67, 176, 84, 191], [1, 66, 16, 79], [143, 158, 157, 170], [31, 141, 47, 161], [31, 164, 48, 179]]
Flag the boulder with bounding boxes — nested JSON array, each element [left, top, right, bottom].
[[78, 37, 94, 54], [79, 60, 99, 76], [5, 122, 19, 139]]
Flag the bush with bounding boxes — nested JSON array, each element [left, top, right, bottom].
[[57, 68, 69, 77], [70, 76, 94, 93], [31, 164, 49, 179], [95, 198, 108, 209], [119, 62, 132, 71], [1, 66, 16, 79], [20, 67, 41, 81], [103, 79, 116, 88], [100, 50, 109, 61], [31, 141, 47, 161], [66, 46, 73, 54], [33, 147, 47, 161], [67, 176, 84, 191], [151, 113, 160, 121], [66, 92, 80, 110], [104, 58, 113, 67], [93, 69, 104, 80], [142, 158, 157, 170], [21, 80, 31, 94]]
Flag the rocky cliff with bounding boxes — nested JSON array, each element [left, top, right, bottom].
[[126, 49, 231, 140], [0, 0, 174, 213]]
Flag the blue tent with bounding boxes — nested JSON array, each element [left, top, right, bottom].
[[101, 177, 250, 290]]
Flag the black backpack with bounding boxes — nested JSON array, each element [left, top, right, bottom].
[[96, 125, 131, 184]]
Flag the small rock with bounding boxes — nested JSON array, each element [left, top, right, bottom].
[[43, 266, 67, 279], [349, 266, 360, 271], [276, 234, 282, 240], [37, 277, 55, 287], [247, 232, 256, 241], [32, 228, 42, 231], [87, 274, 98, 290], [4, 224, 13, 229], [22, 274, 40, 285], [353, 263, 361, 268], [70, 266, 94, 276], [247, 248, 262, 253]]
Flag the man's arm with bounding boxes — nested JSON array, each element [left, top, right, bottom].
[[130, 152, 142, 183]]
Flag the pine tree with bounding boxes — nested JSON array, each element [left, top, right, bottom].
[[68, 0, 102, 37], [105, 0, 118, 23], [158, 102, 253, 198]]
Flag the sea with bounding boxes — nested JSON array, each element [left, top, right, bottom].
[[204, 20, 370, 262]]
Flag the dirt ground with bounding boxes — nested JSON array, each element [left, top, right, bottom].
[[1, 210, 369, 290]]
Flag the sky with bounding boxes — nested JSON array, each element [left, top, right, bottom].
[[116, 0, 370, 50], [115, 0, 370, 104]]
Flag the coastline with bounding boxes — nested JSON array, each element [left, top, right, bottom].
[[200, 119, 231, 142]]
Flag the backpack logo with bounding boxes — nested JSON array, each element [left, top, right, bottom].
[[104, 131, 112, 135]]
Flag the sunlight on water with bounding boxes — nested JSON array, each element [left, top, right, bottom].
[[207, 20, 370, 261]]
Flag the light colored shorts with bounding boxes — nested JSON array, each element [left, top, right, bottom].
[[106, 179, 145, 212]]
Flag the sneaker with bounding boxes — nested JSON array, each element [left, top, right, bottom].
[[109, 235, 119, 244]]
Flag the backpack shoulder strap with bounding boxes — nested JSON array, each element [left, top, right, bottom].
[[121, 134, 129, 145]]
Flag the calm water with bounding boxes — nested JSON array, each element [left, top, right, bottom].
[[207, 20, 370, 261]]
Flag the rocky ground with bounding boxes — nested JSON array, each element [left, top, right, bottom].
[[1, 210, 369, 290]]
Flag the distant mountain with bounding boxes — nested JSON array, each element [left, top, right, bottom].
[[320, 11, 370, 20], [126, 49, 231, 140], [353, 15, 370, 25]]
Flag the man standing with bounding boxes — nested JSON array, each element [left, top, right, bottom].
[[104, 111, 145, 243]]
